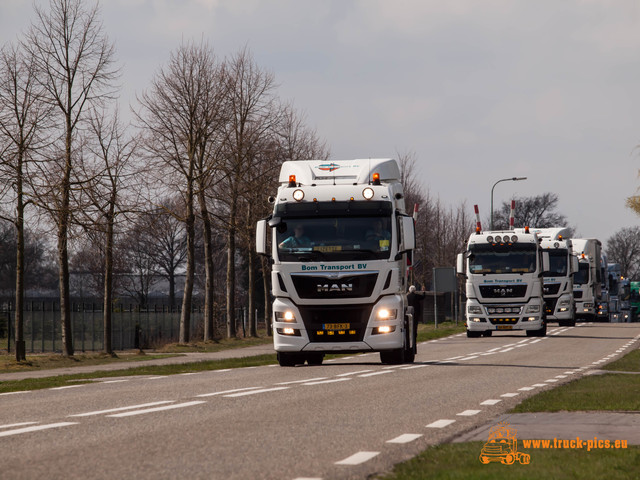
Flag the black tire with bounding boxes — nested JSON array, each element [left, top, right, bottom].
[[277, 352, 300, 367], [380, 349, 403, 364], [306, 353, 324, 366], [467, 330, 482, 338], [482, 330, 492, 337]]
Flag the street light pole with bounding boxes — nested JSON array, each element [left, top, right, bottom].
[[490, 176, 527, 230]]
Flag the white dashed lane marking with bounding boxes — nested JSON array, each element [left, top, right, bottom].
[[426, 419, 456, 428], [387, 433, 423, 444], [480, 399, 501, 405], [335, 451, 380, 465]]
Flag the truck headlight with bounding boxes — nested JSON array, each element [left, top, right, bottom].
[[525, 305, 540, 313], [558, 299, 570, 306], [377, 308, 397, 320], [275, 311, 296, 322], [468, 306, 483, 314]]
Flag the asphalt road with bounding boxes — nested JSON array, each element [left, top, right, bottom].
[[2, 322, 639, 480]]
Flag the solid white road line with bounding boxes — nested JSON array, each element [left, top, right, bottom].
[[69, 401, 174, 417], [387, 433, 423, 444], [0, 391, 30, 396], [335, 370, 373, 376], [335, 451, 380, 465], [0, 422, 78, 437], [303, 378, 351, 386], [0, 422, 38, 429], [276, 378, 327, 385], [224, 387, 290, 397], [359, 371, 394, 378], [49, 385, 85, 391], [108, 401, 206, 417], [197, 387, 263, 397]]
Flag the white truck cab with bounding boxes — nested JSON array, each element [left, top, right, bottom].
[[256, 159, 416, 366], [457, 227, 549, 337]]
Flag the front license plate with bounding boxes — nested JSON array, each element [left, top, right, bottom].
[[497, 325, 513, 330], [323, 323, 350, 330]]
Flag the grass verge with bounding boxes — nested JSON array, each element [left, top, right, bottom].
[[379, 346, 640, 479], [0, 354, 277, 393], [379, 441, 640, 480]]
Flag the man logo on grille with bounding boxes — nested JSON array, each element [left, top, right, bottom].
[[317, 283, 353, 293]]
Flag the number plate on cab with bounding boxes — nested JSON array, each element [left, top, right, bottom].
[[497, 325, 513, 330], [323, 323, 350, 330]]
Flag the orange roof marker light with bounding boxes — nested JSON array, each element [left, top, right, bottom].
[[524, 226, 530, 233], [372, 172, 381, 185], [288, 175, 296, 187]]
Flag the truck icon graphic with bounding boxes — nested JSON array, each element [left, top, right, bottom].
[[479, 422, 531, 465]]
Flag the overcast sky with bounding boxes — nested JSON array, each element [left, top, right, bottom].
[[2, 0, 640, 244]]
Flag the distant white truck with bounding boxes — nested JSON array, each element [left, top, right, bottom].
[[457, 227, 549, 337], [571, 239, 603, 322], [256, 159, 417, 366], [521, 228, 578, 327]]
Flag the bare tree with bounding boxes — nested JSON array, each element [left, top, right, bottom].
[[78, 108, 137, 355], [217, 48, 279, 338], [23, 0, 118, 356], [493, 193, 569, 230], [136, 40, 223, 343], [0, 42, 52, 361], [606, 227, 640, 280]]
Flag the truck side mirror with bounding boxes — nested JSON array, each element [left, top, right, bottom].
[[401, 216, 415, 251], [542, 251, 550, 274], [456, 253, 465, 276], [571, 256, 579, 274], [256, 219, 268, 255]]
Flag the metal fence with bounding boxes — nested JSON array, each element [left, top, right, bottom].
[[0, 300, 257, 353]]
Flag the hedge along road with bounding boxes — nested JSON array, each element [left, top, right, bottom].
[[1, 322, 639, 480]]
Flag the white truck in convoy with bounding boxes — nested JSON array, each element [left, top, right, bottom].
[[571, 238, 603, 321], [256, 159, 417, 366], [522, 228, 578, 327], [457, 227, 549, 337]]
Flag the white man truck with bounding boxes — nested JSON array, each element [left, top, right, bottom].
[[523, 228, 578, 327], [607, 263, 631, 322], [256, 159, 417, 366], [457, 227, 549, 337], [571, 238, 603, 322]]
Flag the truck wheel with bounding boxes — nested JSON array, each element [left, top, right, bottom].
[[467, 330, 482, 338], [277, 352, 300, 367], [306, 353, 324, 366], [380, 349, 403, 364], [482, 330, 492, 337]]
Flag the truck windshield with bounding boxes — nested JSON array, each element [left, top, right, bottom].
[[544, 249, 568, 277], [468, 243, 537, 274], [574, 263, 589, 285], [276, 216, 392, 261]]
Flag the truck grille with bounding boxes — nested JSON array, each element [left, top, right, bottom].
[[298, 304, 372, 342], [543, 283, 561, 295], [479, 285, 528, 298], [545, 298, 558, 314], [292, 273, 378, 299]]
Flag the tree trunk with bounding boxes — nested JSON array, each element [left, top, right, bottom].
[[14, 160, 26, 361], [198, 189, 215, 341], [226, 198, 237, 338], [179, 183, 195, 343], [103, 207, 115, 356]]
